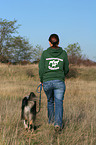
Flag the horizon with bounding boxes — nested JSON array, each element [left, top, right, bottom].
[[0, 0, 96, 62]]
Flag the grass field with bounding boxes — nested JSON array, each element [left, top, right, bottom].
[[0, 63, 96, 145]]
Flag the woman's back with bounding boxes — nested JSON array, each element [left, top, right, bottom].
[[39, 46, 69, 83]]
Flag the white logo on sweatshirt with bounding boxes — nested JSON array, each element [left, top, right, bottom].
[[46, 58, 63, 70]]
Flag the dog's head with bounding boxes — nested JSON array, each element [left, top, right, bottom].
[[22, 92, 36, 108], [28, 92, 36, 101]]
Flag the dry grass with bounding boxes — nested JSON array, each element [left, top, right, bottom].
[[0, 64, 96, 145]]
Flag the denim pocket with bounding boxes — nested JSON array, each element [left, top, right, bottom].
[[43, 81, 52, 92]]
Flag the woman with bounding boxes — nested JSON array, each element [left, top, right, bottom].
[[39, 34, 69, 131]]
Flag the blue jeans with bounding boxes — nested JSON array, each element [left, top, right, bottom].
[[43, 80, 65, 127]]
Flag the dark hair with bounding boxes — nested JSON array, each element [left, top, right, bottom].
[[49, 34, 59, 47]]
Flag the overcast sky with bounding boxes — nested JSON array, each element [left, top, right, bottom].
[[0, 0, 96, 61]]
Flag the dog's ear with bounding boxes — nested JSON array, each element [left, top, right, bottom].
[[22, 97, 28, 107]]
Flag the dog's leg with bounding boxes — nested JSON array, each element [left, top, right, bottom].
[[29, 114, 34, 132], [29, 120, 33, 131], [29, 102, 36, 132], [24, 120, 28, 129]]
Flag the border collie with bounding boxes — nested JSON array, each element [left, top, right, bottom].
[[21, 92, 36, 132]]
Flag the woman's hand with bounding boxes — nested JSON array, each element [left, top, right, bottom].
[[40, 82, 43, 86]]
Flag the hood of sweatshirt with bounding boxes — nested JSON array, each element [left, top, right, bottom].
[[47, 47, 63, 57]]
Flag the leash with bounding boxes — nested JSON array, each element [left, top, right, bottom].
[[36, 84, 42, 112]]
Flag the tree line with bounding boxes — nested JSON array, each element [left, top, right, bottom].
[[0, 18, 95, 65]]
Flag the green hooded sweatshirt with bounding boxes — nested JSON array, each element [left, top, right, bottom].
[[39, 47, 69, 83]]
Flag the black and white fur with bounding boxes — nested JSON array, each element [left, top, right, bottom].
[[21, 92, 36, 132]]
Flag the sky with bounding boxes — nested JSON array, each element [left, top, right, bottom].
[[0, 0, 96, 61]]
